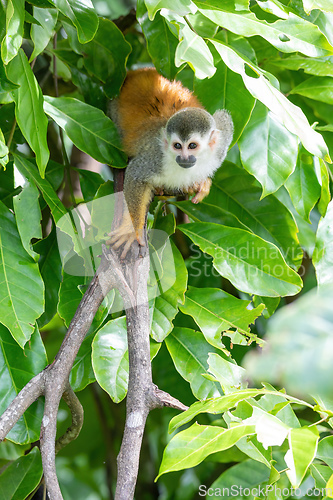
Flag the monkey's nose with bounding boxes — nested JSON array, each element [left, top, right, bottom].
[[176, 155, 196, 168]]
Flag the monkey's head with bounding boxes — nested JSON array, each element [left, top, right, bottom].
[[162, 108, 220, 169]]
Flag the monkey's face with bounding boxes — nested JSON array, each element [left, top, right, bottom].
[[162, 129, 220, 170]]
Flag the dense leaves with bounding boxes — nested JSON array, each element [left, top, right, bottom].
[[0, 0, 333, 497]]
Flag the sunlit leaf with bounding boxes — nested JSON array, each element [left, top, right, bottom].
[[313, 200, 333, 286], [285, 427, 319, 487], [48, 0, 98, 43], [1, 0, 24, 64]]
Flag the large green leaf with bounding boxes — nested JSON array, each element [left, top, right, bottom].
[[211, 39, 330, 161], [30, 7, 58, 60], [180, 286, 264, 348], [34, 227, 62, 328], [158, 422, 256, 478], [290, 76, 333, 104], [43, 96, 127, 167], [285, 147, 321, 222], [92, 317, 128, 403], [49, 0, 98, 43], [7, 50, 49, 176], [0, 201, 44, 347], [138, 0, 178, 80], [13, 154, 67, 223], [1, 0, 24, 64], [317, 436, 333, 469], [70, 332, 96, 392], [0, 447, 43, 499], [194, 43, 255, 146], [270, 55, 333, 77], [208, 352, 246, 394], [196, 0, 333, 56], [244, 285, 333, 398], [169, 388, 309, 433], [313, 200, 333, 286], [303, 0, 333, 14], [13, 180, 42, 261], [209, 459, 270, 497], [0, 324, 46, 443], [285, 427, 319, 487], [207, 163, 303, 269], [144, 0, 197, 20], [176, 24, 216, 79], [238, 101, 298, 196], [63, 18, 131, 98], [149, 240, 187, 342], [180, 222, 302, 297], [165, 328, 226, 399]]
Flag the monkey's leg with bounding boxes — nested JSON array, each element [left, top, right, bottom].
[[190, 178, 212, 204], [107, 177, 153, 258]]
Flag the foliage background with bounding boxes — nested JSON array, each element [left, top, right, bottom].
[[1, 0, 333, 498]]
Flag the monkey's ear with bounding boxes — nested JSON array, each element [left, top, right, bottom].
[[209, 129, 221, 150], [161, 128, 169, 150]]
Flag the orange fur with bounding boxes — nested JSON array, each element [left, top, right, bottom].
[[116, 68, 203, 156]]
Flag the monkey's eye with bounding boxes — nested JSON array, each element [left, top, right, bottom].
[[188, 142, 198, 149], [173, 142, 182, 150]]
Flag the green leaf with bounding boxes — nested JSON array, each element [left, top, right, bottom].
[[318, 158, 330, 217], [149, 240, 187, 342], [30, 7, 58, 60], [238, 101, 298, 196], [92, 317, 128, 403], [311, 464, 333, 489], [179, 222, 302, 297], [285, 426, 319, 487], [0, 447, 42, 499], [144, 0, 197, 20], [0, 128, 9, 168], [176, 24, 216, 79], [244, 285, 333, 398], [1, 0, 24, 64], [34, 227, 62, 328], [313, 200, 333, 287], [317, 436, 333, 469], [194, 45, 255, 146], [208, 352, 246, 393], [43, 96, 127, 167], [211, 39, 330, 161], [207, 163, 303, 269], [196, 0, 333, 56], [303, 0, 333, 14], [13, 180, 42, 261], [285, 148, 321, 222], [77, 169, 104, 201], [173, 199, 249, 230], [209, 459, 270, 496], [180, 286, 264, 348], [290, 76, 333, 104], [0, 201, 44, 347], [64, 18, 131, 98], [270, 55, 333, 77], [158, 422, 256, 478], [58, 273, 85, 327], [70, 332, 96, 392], [165, 327, 225, 399], [13, 154, 67, 223], [49, 0, 98, 43], [0, 324, 46, 443], [7, 50, 49, 176], [137, 1, 178, 80]]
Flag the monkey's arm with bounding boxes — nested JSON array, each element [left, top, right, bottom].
[[106, 158, 154, 258]]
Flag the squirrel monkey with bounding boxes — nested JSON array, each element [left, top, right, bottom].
[[107, 68, 233, 258]]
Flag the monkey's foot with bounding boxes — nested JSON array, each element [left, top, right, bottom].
[[106, 222, 145, 259], [190, 178, 212, 204]]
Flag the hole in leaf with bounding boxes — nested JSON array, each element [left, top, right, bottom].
[[279, 34, 290, 42], [244, 64, 260, 79]]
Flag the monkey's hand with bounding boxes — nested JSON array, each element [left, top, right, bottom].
[[188, 178, 212, 204], [106, 212, 145, 259]]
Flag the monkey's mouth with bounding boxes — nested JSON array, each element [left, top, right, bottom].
[[176, 155, 197, 168]]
